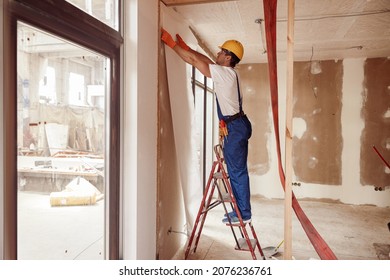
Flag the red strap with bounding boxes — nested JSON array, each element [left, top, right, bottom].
[[373, 145, 390, 169], [263, 0, 337, 260]]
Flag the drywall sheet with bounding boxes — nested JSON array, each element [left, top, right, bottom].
[[158, 49, 185, 259], [293, 60, 343, 185], [161, 6, 202, 231], [361, 58, 390, 189]]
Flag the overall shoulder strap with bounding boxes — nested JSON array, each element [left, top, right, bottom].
[[236, 72, 242, 113]]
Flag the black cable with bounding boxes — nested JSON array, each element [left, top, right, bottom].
[[277, 9, 390, 22], [73, 235, 104, 259]]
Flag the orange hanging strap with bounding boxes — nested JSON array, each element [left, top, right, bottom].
[[263, 0, 337, 260]]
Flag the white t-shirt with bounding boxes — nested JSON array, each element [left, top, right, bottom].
[[210, 64, 242, 116]]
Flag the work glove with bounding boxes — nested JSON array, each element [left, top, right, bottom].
[[176, 34, 190, 51], [161, 28, 176, 49]]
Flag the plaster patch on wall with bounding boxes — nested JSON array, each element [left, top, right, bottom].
[[360, 58, 390, 189], [245, 86, 256, 96], [293, 117, 307, 139], [312, 108, 322, 115], [383, 108, 390, 119], [308, 156, 319, 169]]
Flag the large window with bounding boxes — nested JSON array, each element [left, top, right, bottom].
[[17, 22, 108, 259], [4, 0, 122, 260], [66, 0, 119, 30], [192, 67, 216, 189]]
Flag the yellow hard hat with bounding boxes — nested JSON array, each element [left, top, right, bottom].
[[219, 40, 244, 60]]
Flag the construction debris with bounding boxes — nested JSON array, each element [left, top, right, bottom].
[[50, 176, 103, 207]]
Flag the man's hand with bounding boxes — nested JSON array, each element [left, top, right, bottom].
[[161, 28, 176, 49], [176, 34, 190, 51], [161, 28, 212, 78]]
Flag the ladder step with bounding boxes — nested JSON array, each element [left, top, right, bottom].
[[224, 219, 252, 227], [235, 238, 257, 251], [222, 193, 232, 202], [185, 145, 263, 261]]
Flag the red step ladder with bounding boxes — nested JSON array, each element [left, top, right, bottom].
[[185, 144, 265, 260]]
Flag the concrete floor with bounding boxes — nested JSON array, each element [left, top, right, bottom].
[[183, 195, 390, 260], [18, 192, 105, 260], [18, 192, 390, 260]]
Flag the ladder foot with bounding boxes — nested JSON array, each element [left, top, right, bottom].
[[235, 238, 257, 251], [185, 144, 265, 261]]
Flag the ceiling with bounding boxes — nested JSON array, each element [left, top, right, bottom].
[[162, 0, 390, 64]]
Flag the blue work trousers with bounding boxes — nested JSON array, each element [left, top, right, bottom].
[[223, 115, 252, 220]]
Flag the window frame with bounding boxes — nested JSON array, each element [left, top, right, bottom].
[[192, 66, 215, 192], [3, 0, 123, 259]]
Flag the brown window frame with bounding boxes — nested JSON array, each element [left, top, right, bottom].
[[3, 0, 123, 259]]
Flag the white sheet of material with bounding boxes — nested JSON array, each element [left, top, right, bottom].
[[161, 5, 202, 232], [45, 123, 69, 156]]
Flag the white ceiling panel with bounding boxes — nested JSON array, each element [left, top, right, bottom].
[[165, 0, 390, 63]]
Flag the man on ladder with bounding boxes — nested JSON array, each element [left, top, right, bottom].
[[161, 29, 253, 225]]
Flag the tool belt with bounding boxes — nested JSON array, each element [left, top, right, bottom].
[[219, 111, 246, 141], [224, 111, 245, 124], [219, 119, 228, 139]]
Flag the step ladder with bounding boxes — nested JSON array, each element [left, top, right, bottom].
[[185, 144, 265, 260]]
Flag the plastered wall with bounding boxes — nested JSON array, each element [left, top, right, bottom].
[[361, 58, 390, 189], [157, 4, 389, 261], [239, 58, 390, 207], [122, 0, 158, 260], [239, 64, 272, 177]]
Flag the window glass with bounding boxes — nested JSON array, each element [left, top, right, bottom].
[[193, 68, 215, 188], [17, 21, 108, 259], [69, 72, 86, 106], [194, 67, 204, 83], [39, 66, 56, 104], [66, 0, 119, 30]]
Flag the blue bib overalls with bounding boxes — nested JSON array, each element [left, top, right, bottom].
[[216, 81, 252, 220]]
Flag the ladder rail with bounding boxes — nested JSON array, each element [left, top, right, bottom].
[[215, 144, 263, 256], [216, 149, 247, 241], [185, 161, 219, 258], [249, 223, 265, 258], [185, 144, 265, 260], [215, 172, 242, 249], [219, 149, 266, 260], [219, 167, 259, 258], [192, 178, 220, 252]]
